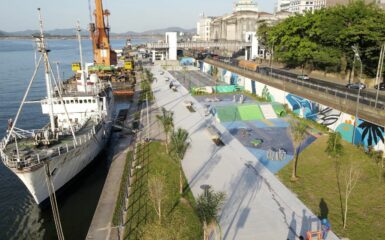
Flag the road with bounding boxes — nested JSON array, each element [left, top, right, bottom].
[[213, 57, 385, 110]]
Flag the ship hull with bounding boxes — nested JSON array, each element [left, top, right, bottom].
[[13, 122, 112, 204]]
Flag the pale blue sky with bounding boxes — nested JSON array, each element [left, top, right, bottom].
[[0, 0, 276, 33]]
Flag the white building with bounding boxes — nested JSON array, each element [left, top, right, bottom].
[[289, 0, 326, 14], [234, 0, 259, 12], [196, 14, 214, 41], [288, 0, 384, 14], [277, 0, 291, 12]]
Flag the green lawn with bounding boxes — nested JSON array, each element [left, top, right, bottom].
[[124, 141, 202, 239], [277, 136, 385, 239]]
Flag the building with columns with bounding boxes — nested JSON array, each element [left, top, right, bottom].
[[209, 0, 288, 42]]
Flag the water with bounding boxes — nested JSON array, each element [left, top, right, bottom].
[[0, 38, 149, 239]]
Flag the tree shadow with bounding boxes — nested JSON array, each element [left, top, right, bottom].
[[319, 198, 329, 220], [334, 158, 344, 225]]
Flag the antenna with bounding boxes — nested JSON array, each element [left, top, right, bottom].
[[88, 0, 93, 22], [77, 21, 85, 71]]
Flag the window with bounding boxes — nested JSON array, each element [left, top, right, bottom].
[[79, 100, 83, 104]]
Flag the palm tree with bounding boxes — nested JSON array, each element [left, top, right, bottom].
[[156, 107, 174, 153], [170, 128, 189, 194], [288, 120, 308, 181], [196, 188, 226, 240]]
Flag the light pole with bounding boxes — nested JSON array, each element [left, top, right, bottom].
[[351, 45, 362, 145], [270, 41, 274, 77]]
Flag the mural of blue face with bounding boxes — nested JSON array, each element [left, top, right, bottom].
[[230, 73, 238, 85], [286, 94, 318, 120]]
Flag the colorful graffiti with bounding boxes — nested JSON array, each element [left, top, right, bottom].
[[285, 94, 384, 149], [201, 63, 385, 150], [262, 86, 275, 102]]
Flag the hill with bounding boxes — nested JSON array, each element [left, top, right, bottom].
[[0, 27, 196, 37]]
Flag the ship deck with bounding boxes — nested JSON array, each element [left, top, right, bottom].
[[1, 118, 102, 170]]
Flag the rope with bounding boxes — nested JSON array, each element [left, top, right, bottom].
[[3, 55, 42, 148], [44, 163, 65, 240]]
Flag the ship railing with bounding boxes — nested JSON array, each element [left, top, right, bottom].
[[0, 125, 100, 170]]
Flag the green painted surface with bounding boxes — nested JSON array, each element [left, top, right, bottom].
[[216, 106, 241, 122], [216, 104, 264, 122], [238, 105, 264, 121], [272, 103, 287, 117]]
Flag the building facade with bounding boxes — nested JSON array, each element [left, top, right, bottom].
[[277, 0, 291, 12], [196, 14, 215, 41], [209, 0, 284, 42], [288, 0, 384, 14]]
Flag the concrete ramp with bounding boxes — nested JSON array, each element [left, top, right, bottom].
[[260, 104, 277, 119]]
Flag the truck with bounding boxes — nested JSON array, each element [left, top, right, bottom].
[[238, 60, 259, 72]]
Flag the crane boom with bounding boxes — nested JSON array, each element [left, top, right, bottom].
[[89, 0, 117, 66]]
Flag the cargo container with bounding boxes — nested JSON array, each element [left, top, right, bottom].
[[238, 60, 259, 72]]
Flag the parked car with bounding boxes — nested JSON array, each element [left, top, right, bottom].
[[297, 74, 310, 80], [374, 82, 385, 90], [346, 83, 366, 90]]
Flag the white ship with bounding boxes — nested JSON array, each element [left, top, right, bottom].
[[0, 12, 114, 204]]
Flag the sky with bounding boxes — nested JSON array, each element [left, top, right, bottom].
[[0, 0, 276, 33]]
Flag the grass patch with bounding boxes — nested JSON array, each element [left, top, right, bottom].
[[124, 141, 202, 239], [112, 151, 133, 226], [277, 136, 385, 239]]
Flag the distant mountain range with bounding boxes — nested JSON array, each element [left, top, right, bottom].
[[0, 27, 196, 37]]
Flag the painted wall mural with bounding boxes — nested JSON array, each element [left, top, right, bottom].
[[201, 63, 385, 151]]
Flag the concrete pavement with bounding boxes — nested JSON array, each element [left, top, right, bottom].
[[150, 65, 339, 240]]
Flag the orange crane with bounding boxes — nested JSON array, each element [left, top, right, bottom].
[[89, 0, 117, 66]]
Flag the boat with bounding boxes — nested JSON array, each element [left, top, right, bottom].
[[0, 10, 114, 204]]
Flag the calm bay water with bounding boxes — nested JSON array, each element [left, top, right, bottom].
[[0, 38, 148, 239]]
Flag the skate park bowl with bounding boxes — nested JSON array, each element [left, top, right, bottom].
[[215, 104, 264, 122]]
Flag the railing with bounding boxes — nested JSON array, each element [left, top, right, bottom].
[[0, 124, 102, 171], [208, 57, 385, 109], [206, 57, 385, 126], [147, 40, 252, 49]]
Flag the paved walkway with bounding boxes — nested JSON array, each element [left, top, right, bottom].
[[86, 73, 142, 240], [150, 65, 340, 240]]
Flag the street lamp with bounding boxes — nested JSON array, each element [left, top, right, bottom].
[[351, 45, 363, 145]]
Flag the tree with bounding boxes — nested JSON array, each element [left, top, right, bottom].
[[156, 107, 174, 153], [343, 163, 360, 229], [288, 120, 308, 180], [170, 128, 190, 194], [266, 1, 385, 78], [325, 132, 345, 225], [148, 173, 167, 224], [256, 21, 272, 60], [195, 188, 226, 240], [325, 132, 344, 158]]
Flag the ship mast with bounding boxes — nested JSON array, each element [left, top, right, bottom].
[[37, 8, 56, 133], [77, 21, 87, 92]]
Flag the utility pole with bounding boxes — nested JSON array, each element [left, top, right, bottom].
[[375, 43, 385, 108], [351, 45, 362, 145]]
